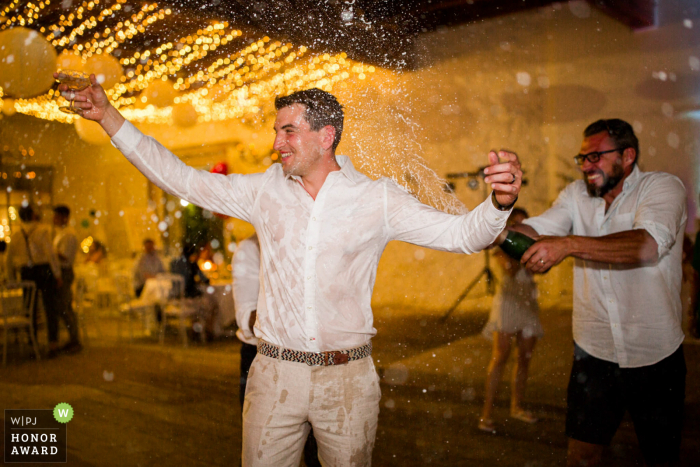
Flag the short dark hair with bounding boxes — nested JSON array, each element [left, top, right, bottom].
[[584, 119, 639, 165], [53, 205, 70, 217], [143, 238, 155, 244], [19, 205, 35, 222], [275, 88, 344, 150]]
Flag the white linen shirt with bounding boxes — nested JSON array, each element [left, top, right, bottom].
[[523, 166, 687, 368], [233, 235, 261, 346], [7, 221, 62, 280], [132, 252, 166, 290], [53, 226, 78, 268], [112, 121, 509, 352]]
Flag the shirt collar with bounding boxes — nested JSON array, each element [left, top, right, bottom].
[[285, 155, 363, 185], [622, 164, 642, 192]]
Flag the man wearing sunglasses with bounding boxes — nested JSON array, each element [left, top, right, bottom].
[[513, 119, 687, 466]]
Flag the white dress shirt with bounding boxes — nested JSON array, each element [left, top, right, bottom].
[[7, 221, 62, 280], [233, 234, 261, 346], [524, 166, 687, 368], [132, 252, 166, 290], [53, 226, 78, 268], [112, 121, 509, 352]]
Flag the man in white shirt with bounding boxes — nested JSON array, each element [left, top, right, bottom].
[[52, 205, 81, 354], [132, 238, 165, 297], [7, 204, 63, 358], [233, 233, 320, 466], [516, 119, 686, 467], [61, 75, 522, 466]]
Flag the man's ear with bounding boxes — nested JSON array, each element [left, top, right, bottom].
[[320, 125, 336, 151], [622, 147, 637, 167]]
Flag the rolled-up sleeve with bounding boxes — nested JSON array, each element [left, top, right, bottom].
[[523, 183, 576, 236], [633, 174, 687, 258], [111, 121, 261, 222], [384, 180, 509, 254]]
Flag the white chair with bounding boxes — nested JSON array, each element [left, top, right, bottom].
[[1, 281, 40, 366], [74, 276, 101, 344], [113, 273, 156, 341], [158, 274, 197, 347]]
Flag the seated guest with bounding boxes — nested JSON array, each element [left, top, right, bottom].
[[132, 238, 165, 297], [169, 243, 209, 298], [85, 240, 106, 264]]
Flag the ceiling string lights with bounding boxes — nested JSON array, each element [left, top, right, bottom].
[[0, 0, 375, 126]]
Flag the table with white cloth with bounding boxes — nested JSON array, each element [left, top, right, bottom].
[[140, 276, 173, 305]]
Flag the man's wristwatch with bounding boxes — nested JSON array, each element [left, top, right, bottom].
[[491, 191, 517, 211]]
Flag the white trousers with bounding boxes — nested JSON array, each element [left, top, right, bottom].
[[242, 353, 381, 467]]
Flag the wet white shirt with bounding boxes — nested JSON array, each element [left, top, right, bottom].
[[112, 121, 509, 352], [7, 221, 61, 280], [524, 166, 687, 368], [233, 234, 261, 346], [53, 226, 78, 268]]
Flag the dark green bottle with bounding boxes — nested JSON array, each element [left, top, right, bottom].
[[496, 230, 536, 260]]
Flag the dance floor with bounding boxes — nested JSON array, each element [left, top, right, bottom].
[[1, 306, 698, 466]]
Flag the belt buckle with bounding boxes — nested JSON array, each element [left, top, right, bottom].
[[329, 351, 349, 365]]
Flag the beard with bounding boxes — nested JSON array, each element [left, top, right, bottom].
[[584, 162, 625, 197]]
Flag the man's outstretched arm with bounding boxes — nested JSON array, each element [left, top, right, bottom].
[[56, 73, 258, 222], [521, 230, 659, 274]]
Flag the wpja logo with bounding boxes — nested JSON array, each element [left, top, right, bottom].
[[4, 404, 72, 463]]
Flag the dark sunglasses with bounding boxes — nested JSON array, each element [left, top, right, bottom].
[[574, 148, 628, 166]]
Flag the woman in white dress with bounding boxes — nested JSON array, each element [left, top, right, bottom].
[[479, 208, 543, 433]]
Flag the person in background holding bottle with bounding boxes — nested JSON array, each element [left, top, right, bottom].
[[232, 233, 320, 466], [514, 119, 686, 467], [480, 207, 542, 433]]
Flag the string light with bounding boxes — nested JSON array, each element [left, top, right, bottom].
[[0, 0, 376, 126]]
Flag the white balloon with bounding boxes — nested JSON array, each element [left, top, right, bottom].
[[1, 98, 16, 116], [0, 27, 57, 98], [140, 79, 178, 108], [75, 117, 110, 145], [56, 50, 84, 72], [172, 102, 198, 127], [84, 53, 123, 89]]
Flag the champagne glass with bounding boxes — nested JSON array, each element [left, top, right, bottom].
[[55, 70, 91, 114]]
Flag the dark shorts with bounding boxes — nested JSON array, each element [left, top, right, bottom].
[[566, 343, 686, 464]]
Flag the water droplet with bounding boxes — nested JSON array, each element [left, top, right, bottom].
[[516, 71, 531, 87], [667, 132, 680, 149], [569, 0, 591, 18], [661, 103, 674, 118]]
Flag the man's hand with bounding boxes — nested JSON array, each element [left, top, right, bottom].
[[483, 150, 522, 208], [521, 236, 571, 273], [248, 310, 257, 334], [53, 73, 125, 136]]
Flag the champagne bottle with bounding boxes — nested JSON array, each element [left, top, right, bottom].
[[496, 230, 536, 261]]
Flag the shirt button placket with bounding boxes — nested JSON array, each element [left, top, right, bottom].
[[304, 206, 323, 351]]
